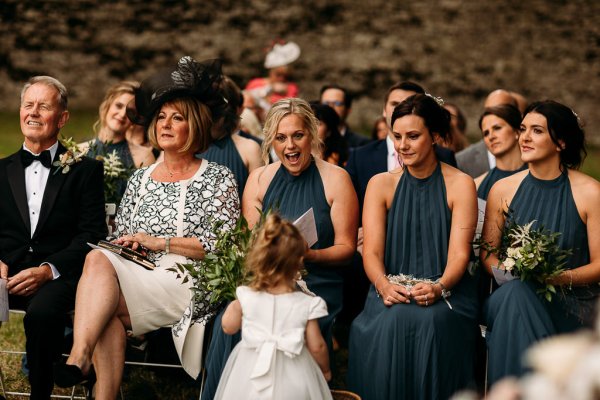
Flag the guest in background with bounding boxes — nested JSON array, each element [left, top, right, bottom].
[[200, 76, 263, 198], [348, 94, 478, 400], [320, 84, 370, 148], [310, 102, 349, 166], [245, 40, 300, 117], [475, 104, 526, 201], [370, 116, 387, 141], [456, 88, 520, 178], [509, 91, 528, 115], [1, 75, 106, 400], [442, 102, 469, 153], [85, 81, 155, 168], [239, 90, 264, 139], [53, 57, 240, 398], [83, 81, 156, 203], [201, 98, 358, 400], [481, 100, 600, 385]]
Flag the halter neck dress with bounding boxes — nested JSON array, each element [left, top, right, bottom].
[[484, 169, 600, 384], [348, 163, 478, 400]]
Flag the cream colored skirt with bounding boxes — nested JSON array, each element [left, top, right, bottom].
[[98, 249, 192, 336]]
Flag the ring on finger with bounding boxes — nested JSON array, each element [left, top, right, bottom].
[[425, 299, 428, 306]]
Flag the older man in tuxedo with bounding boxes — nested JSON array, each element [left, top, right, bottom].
[[0, 76, 106, 399]]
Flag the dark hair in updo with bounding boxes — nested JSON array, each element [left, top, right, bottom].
[[390, 94, 451, 141], [524, 100, 586, 169], [478, 104, 522, 132]]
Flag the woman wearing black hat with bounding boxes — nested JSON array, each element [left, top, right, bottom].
[[53, 56, 240, 397]]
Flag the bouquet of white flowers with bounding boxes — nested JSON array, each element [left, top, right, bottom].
[[477, 210, 572, 302], [95, 149, 131, 204]]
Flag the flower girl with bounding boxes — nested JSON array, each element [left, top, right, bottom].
[[214, 214, 333, 400]]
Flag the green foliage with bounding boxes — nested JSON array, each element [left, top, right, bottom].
[[169, 211, 269, 315]]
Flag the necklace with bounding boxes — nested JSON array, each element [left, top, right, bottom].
[[163, 162, 193, 178]]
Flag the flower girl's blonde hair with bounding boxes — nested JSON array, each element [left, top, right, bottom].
[[246, 213, 305, 291]]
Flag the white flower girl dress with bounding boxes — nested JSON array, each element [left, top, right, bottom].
[[214, 286, 333, 400]]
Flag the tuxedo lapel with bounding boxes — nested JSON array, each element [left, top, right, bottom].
[[6, 152, 31, 233], [34, 144, 68, 237]]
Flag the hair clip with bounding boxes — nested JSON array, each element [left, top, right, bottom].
[[571, 109, 582, 127], [425, 92, 445, 107]]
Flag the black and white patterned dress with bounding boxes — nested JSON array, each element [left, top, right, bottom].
[[98, 159, 239, 378]]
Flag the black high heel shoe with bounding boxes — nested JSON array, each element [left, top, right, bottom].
[[53, 362, 96, 388]]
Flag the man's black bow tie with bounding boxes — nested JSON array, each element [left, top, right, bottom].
[[20, 149, 52, 168]]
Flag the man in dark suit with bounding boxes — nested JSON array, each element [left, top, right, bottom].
[[341, 81, 456, 323], [0, 76, 106, 399], [320, 84, 370, 148]]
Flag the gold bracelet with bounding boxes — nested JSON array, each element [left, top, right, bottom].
[[374, 274, 388, 297]]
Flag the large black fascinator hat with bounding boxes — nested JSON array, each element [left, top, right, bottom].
[[127, 56, 227, 134]]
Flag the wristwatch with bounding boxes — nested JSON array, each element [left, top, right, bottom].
[[436, 280, 451, 299]]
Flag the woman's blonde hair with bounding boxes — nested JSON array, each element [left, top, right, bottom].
[[93, 81, 139, 135], [147, 98, 213, 153], [261, 98, 322, 165], [246, 213, 305, 292]]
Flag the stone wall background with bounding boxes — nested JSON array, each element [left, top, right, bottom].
[[1, 0, 599, 141]]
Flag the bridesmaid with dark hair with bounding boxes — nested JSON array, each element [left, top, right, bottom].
[[348, 94, 479, 400], [481, 100, 600, 385], [475, 104, 526, 201]]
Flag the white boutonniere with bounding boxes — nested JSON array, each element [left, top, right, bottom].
[[53, 136, 88, 174]]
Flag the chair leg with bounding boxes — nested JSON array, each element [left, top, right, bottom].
[[0, 364, 7, 399], [198, 367, 206, 400]]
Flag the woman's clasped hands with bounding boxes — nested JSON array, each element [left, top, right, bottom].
[[379, 279, 441, 308]]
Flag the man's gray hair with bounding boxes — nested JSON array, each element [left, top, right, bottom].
[[20, 76, 68, 110]]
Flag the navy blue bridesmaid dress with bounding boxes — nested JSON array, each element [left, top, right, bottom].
[[347, 163, 478, 400], [484, 170, 600, 384]]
